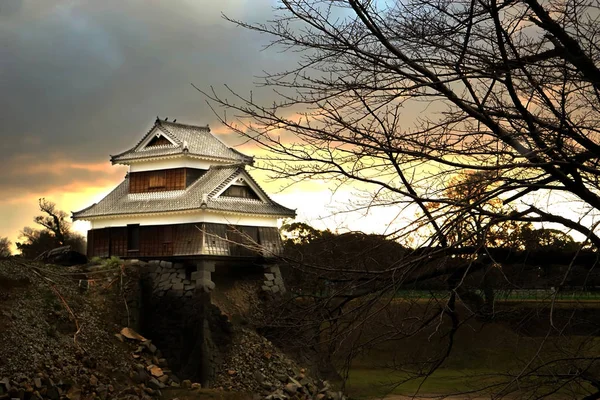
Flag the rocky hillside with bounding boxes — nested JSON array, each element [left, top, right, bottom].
[[0, 257, 169, 400], [0, 258, 346, 400]]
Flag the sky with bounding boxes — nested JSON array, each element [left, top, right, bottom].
[[1, 0, 591, 254], [0, 0, 393, 250]]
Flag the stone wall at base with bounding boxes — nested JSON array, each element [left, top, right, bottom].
[[146, 260, 196, 297], [145, 260, 218, 296], [262, 265, 286, 295], [131, 258, 287, 387]]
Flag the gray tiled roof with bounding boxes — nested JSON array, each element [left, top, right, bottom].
[[111, 119, 253, 164], [72, 165, 296, 220]]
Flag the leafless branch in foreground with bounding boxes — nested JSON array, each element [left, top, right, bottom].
[[201, 0, 600, 397]]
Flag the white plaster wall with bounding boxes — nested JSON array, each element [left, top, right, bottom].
[[89, 211, 279, 229], [129, 157, 230, 172]]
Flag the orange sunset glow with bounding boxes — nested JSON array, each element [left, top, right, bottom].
[[0, 1, 459, 253], [0, 124, 392, 253], [2, 0, 591, 255], [0, 0, 348, 251]]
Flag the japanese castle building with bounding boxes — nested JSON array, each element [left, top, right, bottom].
[[73, 118, 295, 260]]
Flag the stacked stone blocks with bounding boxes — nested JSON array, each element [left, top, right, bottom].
[[148, 260, 195, 297], [191, 261, 216, 293], [147, 260, 286, 296], [262, 265, 286, 294], [147, 260, 217, 296]]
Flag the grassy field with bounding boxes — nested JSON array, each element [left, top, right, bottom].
[[395, 289, 600, 301], [344, 368, 507, 399], [330, 300, 600, 399]]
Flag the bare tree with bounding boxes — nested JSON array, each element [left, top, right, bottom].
[[17, 199, 86, 258], [205, 0, 600, 247], [0, 237, 11, 258], [35, 198, 70, 246], [203, 0, 600, 397]]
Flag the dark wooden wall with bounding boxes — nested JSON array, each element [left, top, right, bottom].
[[129, 168, 206, 193], [147, 136, 172, 147], [86, 223, 281, 259]]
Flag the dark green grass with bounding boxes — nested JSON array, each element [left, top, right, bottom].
[[395, 290, 600, 302], [333, 302, 600, 399], [344, 368, 502, 399]]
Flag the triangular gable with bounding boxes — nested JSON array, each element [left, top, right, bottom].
[[72, 165, 297, 220], [146, 135, 173, 147], [220, 180, 261, 200], [135, 126, 179, 151], [212, 170, 269, 203], [111, 119, 255, 165]]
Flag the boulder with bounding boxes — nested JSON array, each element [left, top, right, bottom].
[[148, 366, 163, 378], [120, 327, 147, 342], [284, 382, 301, 395], [147, 378, 166, 390], [37, 246, 88, 266], [132, 370, 150, 384]]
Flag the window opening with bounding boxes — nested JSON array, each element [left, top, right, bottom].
[[146, 135, 172, 147], [221, 184, 260, 199], [127, 224, 140, 251]]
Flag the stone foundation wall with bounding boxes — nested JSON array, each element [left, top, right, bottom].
[[133, 258, 286, 386], [146, 260, 195, 297], [146, 260, 217, 296], [262, 265, 286, 295]]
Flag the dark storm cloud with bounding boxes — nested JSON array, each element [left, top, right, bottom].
[[0, 0, 292, 166], [0, 0, 22, 17], [0, 0, 308, 242]]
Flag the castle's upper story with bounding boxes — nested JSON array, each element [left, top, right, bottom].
[[110, 118, 253, 167], [73, 118, 295, 225]]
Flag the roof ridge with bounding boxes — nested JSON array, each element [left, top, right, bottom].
[[158, 119, 211, 131], [208, 168, 243, 197], [158, 119, 253, 163], [213, 197, 264, 203], [154, 122, 183, 146], [211, 163, 245, 170], [72, 170, 296, 220], [110, 119, 177, 160], [237, 168, 278, 205], [184, 169, 215, 191]]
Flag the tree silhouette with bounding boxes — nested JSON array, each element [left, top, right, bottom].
[[204, 0, 600, 397], [0, 237, 11, 258], [16, 199, 85, 258]]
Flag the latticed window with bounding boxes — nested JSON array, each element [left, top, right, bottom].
[[202, 223, 229, 255], [148, 171, 166, 189], [258, 227, 283, 256], [129, 169, 186, 193]]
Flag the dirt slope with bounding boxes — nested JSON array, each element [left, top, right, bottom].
[[0, 258, 163, 399]]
